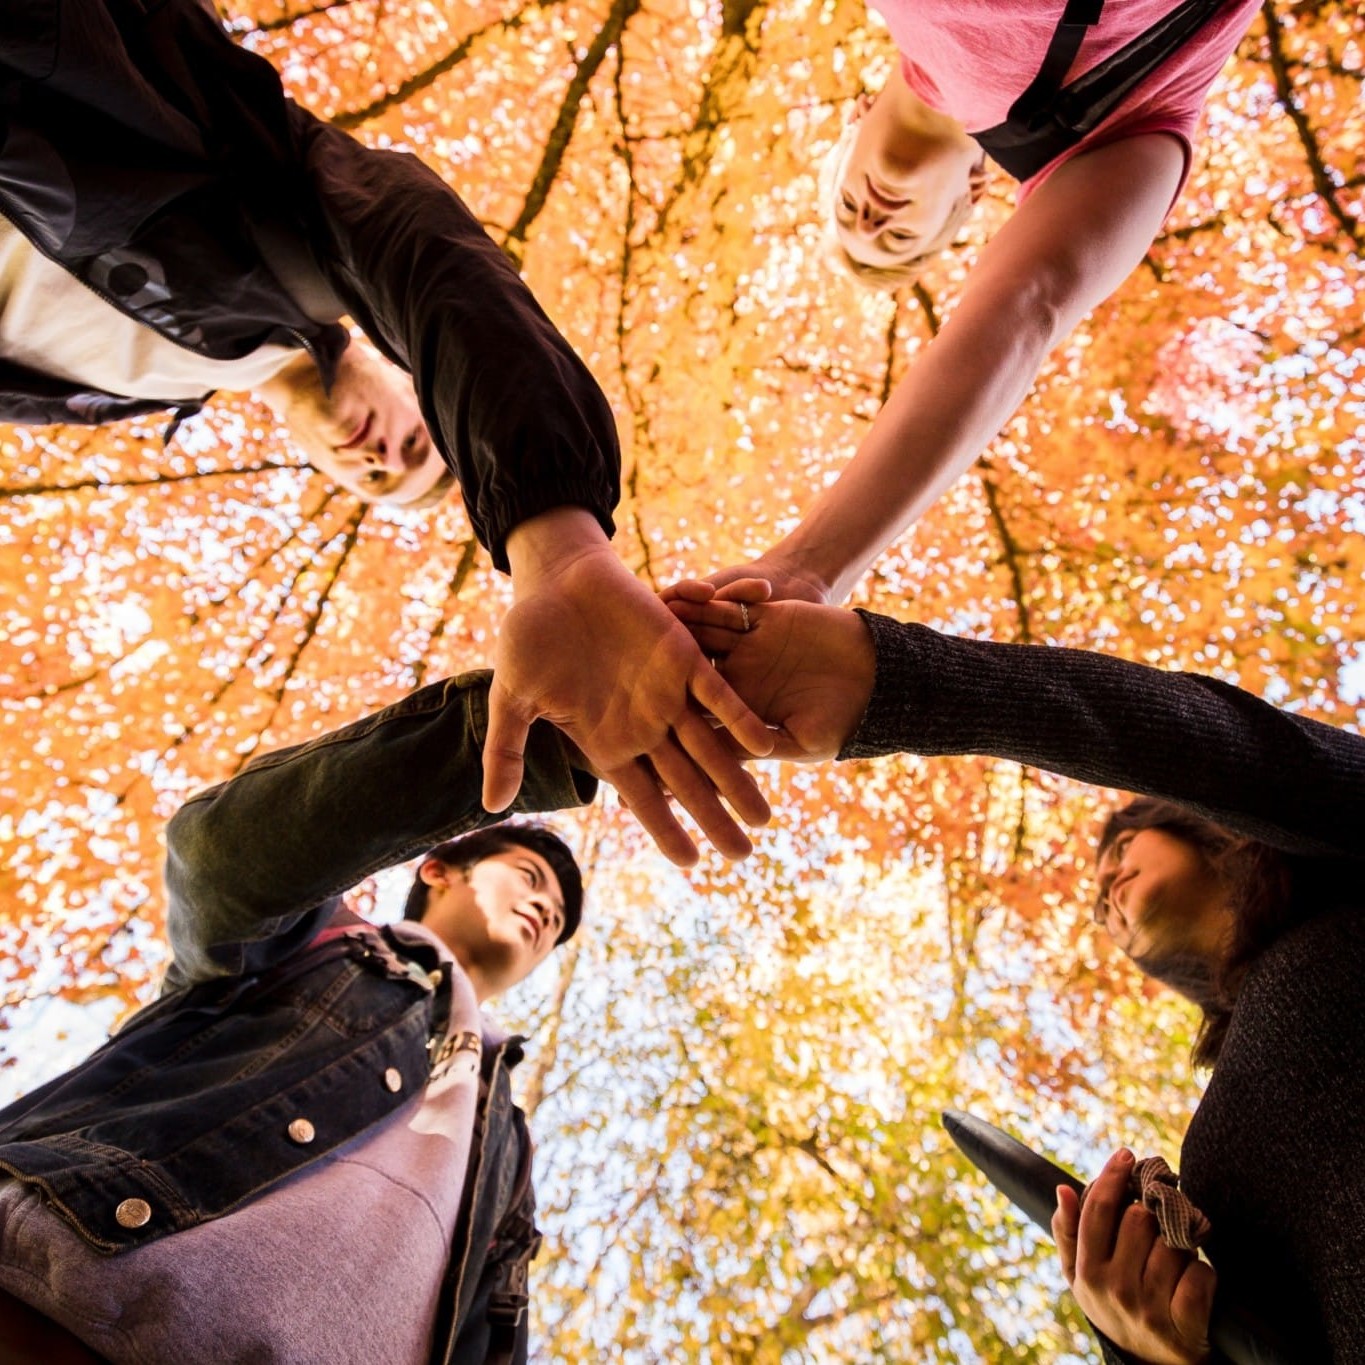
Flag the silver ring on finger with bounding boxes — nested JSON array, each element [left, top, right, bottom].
[[739, 602, 751, 633]]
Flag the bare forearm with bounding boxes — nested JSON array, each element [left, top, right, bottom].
[[505, 505, 615, 584], [773, 135, 1183, 603], [779, 276, 1060, 602]]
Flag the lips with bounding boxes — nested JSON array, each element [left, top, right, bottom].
[[337, 412, 373, 450], [513, 909, 540, 945]]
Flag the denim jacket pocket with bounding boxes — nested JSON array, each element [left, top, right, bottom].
[[0, 944, 439, 1252]]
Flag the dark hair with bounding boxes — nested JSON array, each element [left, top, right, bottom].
[[1095, 798, 1295, 1068], [404, 823, 583, 944]]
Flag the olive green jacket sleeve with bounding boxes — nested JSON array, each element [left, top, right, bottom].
[[163, 670, 596, 990]]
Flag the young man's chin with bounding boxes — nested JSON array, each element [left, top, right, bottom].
[[388, 464, 457, 510]]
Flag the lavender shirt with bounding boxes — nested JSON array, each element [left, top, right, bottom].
[[0, 922, 490, 1365]]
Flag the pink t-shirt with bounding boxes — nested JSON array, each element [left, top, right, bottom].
[[872, 0, 1261, 197]]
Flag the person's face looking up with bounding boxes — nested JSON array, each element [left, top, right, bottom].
[[419, 849, 566, 1000], [267, 342, 451, 506], [834, 85, 981, 271], [1093, 827, 1230, 962]]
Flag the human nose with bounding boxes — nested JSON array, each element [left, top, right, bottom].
[[372, 423, 429, 474], [529, 898, 561, 939], [360, 428, 404, 472], [854, 198, 890, 238], [1102, 898, 1126, 941]]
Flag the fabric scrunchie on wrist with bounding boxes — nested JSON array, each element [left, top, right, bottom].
[[1082, 1155, 1211, 1251]]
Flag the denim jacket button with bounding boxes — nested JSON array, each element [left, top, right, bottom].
[[287, 1118, 316, 1144], [384, 1067, 403, 1093], [115, 1197, 152, 1229]]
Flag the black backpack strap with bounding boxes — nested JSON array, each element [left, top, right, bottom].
[[1007, 0, 1106, 131], [1052, 0, 1229, 134], [977, 0, 1229, 180]]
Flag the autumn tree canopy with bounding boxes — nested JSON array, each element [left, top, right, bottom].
[[1, 0, 1361, 1358]]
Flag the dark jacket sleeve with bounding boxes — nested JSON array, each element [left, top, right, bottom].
[[840, 612, 1365, 860], [284, 105, 621, 569], [1095, 1332, 1136, 1365], [162, 669, 596, 990]]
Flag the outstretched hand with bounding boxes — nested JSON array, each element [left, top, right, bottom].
[[485, 511, 775, 866], [666, 591, 875, 762], [1053, 1150, 1215, 1365]]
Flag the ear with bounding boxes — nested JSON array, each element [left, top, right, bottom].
[[419, 857, 453, 889], [852, 91, 875, 122], [968, 156, 989, 205]]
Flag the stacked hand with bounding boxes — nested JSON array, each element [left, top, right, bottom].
[[1053, 1150, 1215, 1365], [661, 553, 834, 610], [485, 510, 775, 866], [664, 585, 875, 763]]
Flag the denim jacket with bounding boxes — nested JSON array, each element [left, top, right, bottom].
[[0, 670, 594, 1359]]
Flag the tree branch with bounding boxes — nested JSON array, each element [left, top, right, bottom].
[[647, 0, 767, 242], [878, 300, 900, 408], [225, 508, 369, 776], [408, 535, 481, 689], [105, 501, 363, 804], [236, 0, 366, 35], [331, 0, 564, 131], [0, 461, 301, 500], [1260, 0, 1362, 250], [910, 281, 940, 337], [518, 932, 583, 1121], [978, 470, 1034, 645], [610, 45, 662, 589], [502, 0, 643, 258]]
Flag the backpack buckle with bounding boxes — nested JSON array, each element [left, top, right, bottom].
[[486, 1290, 528, 1329]]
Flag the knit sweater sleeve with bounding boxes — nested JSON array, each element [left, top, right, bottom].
[[839, 611, 1365, 860]]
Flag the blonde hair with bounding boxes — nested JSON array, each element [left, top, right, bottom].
[[817, 118, 977, 292]]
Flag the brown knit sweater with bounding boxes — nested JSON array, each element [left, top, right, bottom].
[[841, 611, 1365, 1362]]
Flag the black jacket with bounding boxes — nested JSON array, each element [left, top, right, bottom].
[[842, 611, 1365, 1361], [0, 0, 619, 568]]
